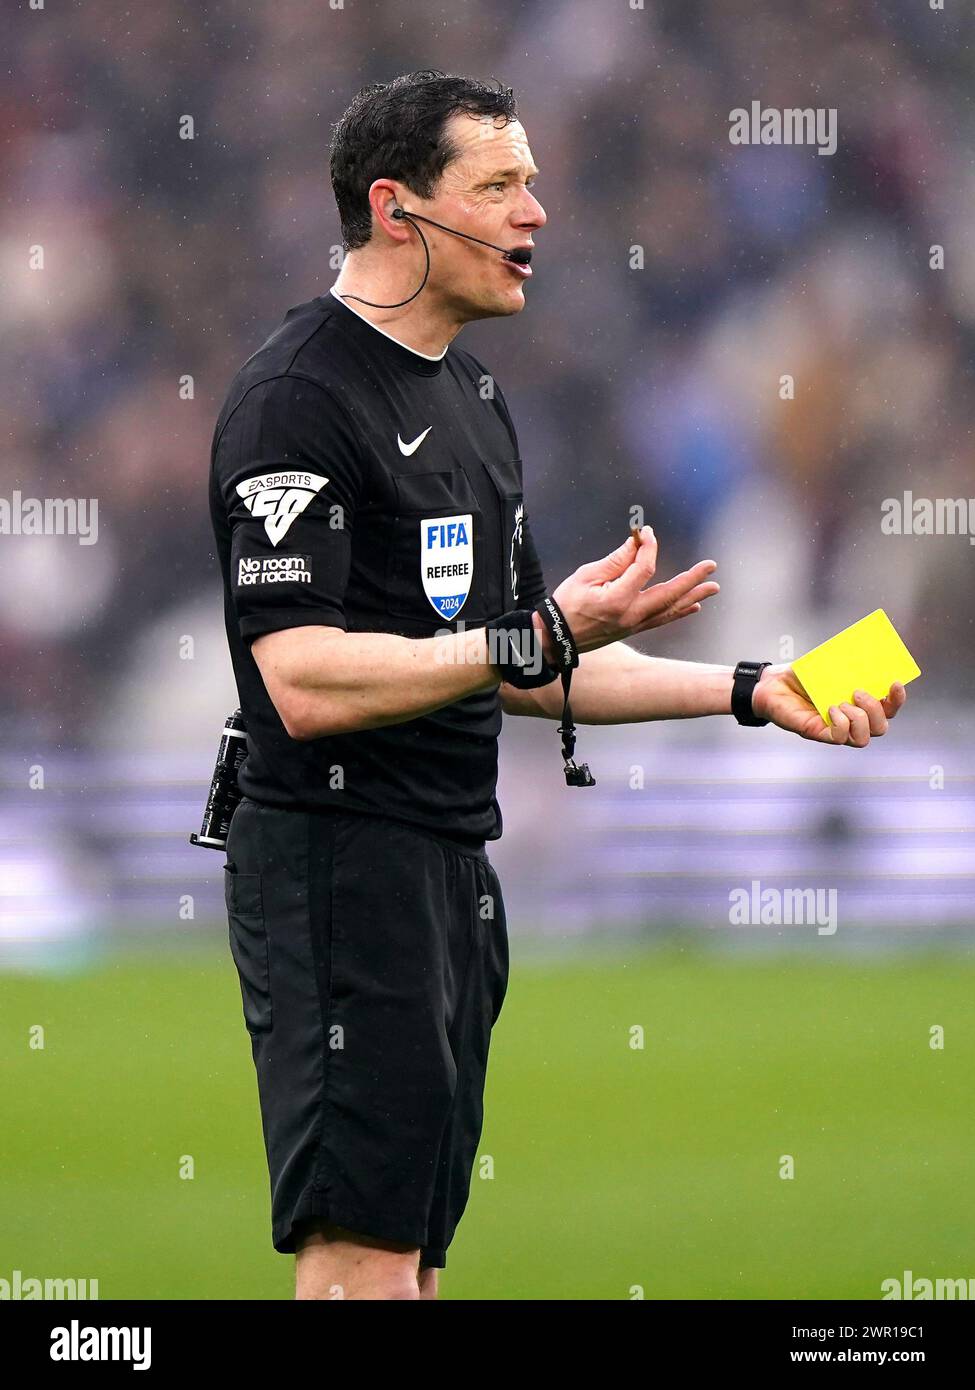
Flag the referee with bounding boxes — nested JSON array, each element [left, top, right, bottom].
[[210, 71, 906, 1300]]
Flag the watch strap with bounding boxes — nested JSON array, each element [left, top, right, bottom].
[[732, 660, 772, 726]]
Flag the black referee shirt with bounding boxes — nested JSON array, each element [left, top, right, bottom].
[[210, 288, 549, 842]]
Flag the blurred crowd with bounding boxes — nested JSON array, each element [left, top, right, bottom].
[[3, 0, 974, 749]]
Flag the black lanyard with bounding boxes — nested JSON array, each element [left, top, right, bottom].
[[535, 596, 595, 788]]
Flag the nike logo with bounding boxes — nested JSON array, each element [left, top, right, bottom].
[[397, 426, 432, 456]]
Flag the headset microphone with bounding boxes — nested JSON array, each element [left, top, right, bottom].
[[396, 209, 533, 263], [339, 207, 532, 309]]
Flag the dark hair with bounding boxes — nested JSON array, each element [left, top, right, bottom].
[[329, 70, 519, 252]]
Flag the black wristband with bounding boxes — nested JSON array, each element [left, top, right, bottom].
[[484, 610, 560, 690], [534, 595, 579, 671], [732, 660, 772, 726]]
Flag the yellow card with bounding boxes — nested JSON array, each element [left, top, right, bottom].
[[792, 609, 920, 725]]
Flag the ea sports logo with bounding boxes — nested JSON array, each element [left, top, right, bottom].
[[235, 471, 329, 546]]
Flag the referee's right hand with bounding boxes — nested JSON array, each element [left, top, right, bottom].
[[547, 526, 719, 655]]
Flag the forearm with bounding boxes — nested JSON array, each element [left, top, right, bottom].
[[254, 625, 499, 739], [502, 641, 735, 723]]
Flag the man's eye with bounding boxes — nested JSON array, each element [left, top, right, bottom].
[[489, 182, 506, 192]]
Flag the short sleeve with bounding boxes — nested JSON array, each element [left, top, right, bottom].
[[214, 375, 363, 643]]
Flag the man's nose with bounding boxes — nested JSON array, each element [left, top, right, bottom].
[[516, 188, 546, 230]]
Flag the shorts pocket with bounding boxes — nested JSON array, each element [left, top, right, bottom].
[[481, 861, 510, 1026], [224, 867, 272, 1034]]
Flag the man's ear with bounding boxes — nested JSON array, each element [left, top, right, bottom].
[[367, 179, 407, 236]]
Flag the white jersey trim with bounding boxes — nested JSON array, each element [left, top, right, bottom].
[[328, 285, 448, 362]]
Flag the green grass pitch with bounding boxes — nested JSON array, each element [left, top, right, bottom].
[[2, 944, 972, 1299]]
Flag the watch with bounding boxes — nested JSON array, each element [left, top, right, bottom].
[[732, 660, 772, 726]]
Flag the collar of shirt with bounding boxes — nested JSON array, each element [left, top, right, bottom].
[[326, 284, 447, 378]]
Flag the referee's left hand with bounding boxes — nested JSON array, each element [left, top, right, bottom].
[[751, 665, 908, 745]]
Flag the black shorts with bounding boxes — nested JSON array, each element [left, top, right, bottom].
[[223, 797, 509, 1269]]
